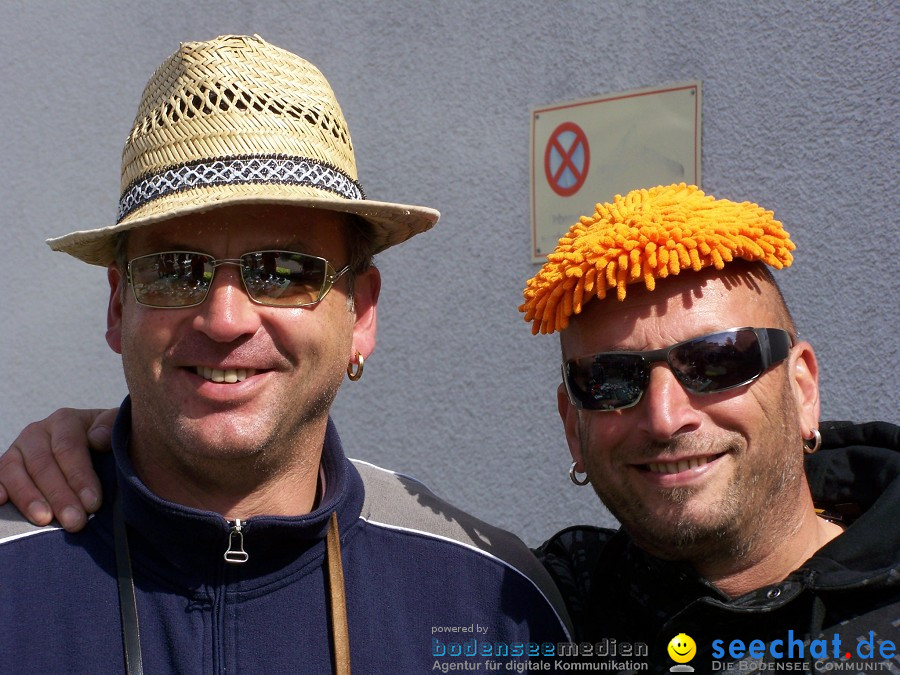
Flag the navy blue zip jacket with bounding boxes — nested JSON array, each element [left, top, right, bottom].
[[0, 399, 570, 673]]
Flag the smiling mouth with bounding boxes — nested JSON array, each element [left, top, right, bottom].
[[643, 453, 724, 474], [194, 367, 258, 383]]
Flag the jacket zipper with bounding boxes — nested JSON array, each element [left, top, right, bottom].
[[213, 520, 246, 673], [224, 519, 249, 564]]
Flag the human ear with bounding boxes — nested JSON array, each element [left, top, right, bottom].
[[105, 265, 124, 354], [349, 266, 380, 360], [789, 341, 820, 441], [558, 383, 584, 469]]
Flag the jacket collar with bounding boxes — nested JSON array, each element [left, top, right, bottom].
[[802, 421, 900, 584], [98, 396, 364, 587]]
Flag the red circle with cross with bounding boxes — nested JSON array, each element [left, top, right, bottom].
[[544, 121, 590, 197]]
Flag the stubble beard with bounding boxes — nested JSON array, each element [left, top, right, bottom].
[[124, 354, 346, 496], [579, 386, 803, 564]]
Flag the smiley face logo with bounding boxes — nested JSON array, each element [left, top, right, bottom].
[[667, 633, 696, 663]]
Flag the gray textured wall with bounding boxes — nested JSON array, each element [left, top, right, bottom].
[[1, 1, 896, 546]]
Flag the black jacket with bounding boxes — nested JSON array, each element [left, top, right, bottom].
[[537, 421, 899, 673]]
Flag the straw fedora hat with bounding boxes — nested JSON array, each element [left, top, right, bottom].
[[47, 34, 439, 266]]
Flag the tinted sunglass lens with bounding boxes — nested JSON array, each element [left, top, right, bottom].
[[569, 354, 648, 410], [670, 330, 763, 393], [129, 252, 212, 307], [241, 252, 327, 306]]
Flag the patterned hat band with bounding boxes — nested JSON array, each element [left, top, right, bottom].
[[118, 154, 366, 223]]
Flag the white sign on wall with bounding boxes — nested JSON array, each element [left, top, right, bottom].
[[530, 82, 702, 261]]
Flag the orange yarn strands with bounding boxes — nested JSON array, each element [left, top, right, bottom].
[[519, 184, 795, 335]]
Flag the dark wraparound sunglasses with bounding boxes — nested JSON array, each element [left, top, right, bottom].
[[562, 327, 793, 411], [126, 250, 350, 308]]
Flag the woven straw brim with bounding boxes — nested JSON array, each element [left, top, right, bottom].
[[46, 184, 439, 266]]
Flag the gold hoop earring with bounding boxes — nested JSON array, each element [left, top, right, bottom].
[[347, 351, 364, 381], [803, 428, 821, 454], [569, 462, 589, 486]]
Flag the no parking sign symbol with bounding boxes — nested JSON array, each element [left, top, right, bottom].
[[544, 122, 590, 197], [531, 82, 701, 261]]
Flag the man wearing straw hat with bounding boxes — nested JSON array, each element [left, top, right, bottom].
[[521, 184, 898, 671], [0, 35, 569, 672]]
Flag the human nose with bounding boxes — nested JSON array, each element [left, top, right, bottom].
[[192, 264, 262, 342], [634, 363, 702, 440]]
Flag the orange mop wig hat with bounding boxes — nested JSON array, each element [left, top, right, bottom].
[[520, 183, 795, 334]]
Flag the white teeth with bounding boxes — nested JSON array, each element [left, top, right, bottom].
[[196, 367, 256, 383], [647, 456, 714, 474]]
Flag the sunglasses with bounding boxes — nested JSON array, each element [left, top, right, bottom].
[[126, 250, 350, 308], [562, 327, 793, 411]]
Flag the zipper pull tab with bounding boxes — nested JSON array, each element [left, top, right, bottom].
[[224, 519, 249, 564]]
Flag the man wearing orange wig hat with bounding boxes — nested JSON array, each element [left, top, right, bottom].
[[0, 35, 569, 672], [523, 184, 898, 671]]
